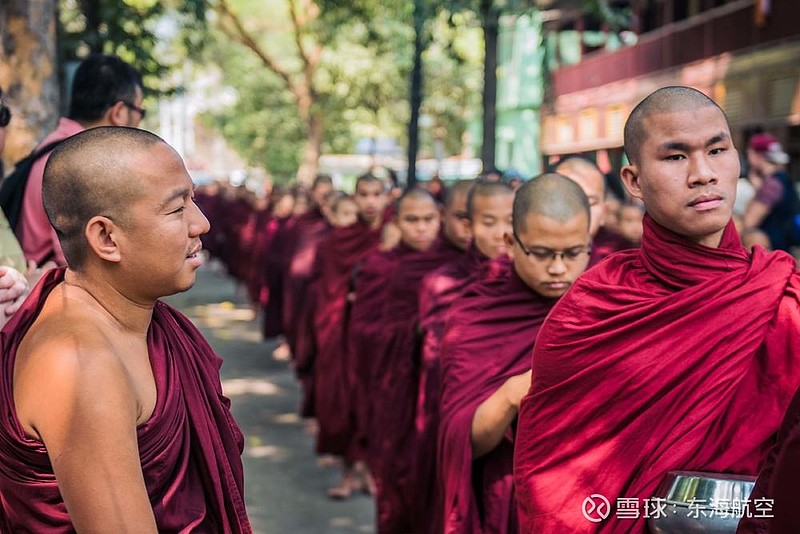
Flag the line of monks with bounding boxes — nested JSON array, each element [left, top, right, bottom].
[[195, 86, 800, 534]]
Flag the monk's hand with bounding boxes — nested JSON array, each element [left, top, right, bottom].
[[503, 369, 533, 409], [0, 266, 30, 318]]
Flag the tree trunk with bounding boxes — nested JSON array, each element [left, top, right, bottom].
[[406, 0, 425, 190], [296, 109, 323, 186], [0, 0, 60, 170], [480, 0, 499, 172]]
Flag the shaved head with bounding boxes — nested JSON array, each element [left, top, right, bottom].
[[43, 126, 162, 268], [624, 86, 727, 165], [555, 157, 605, 197], [467, 180, 514, 220], [396, 187, 437, 214], [444, 179, 474, 210], [512, 173, 590, 236]]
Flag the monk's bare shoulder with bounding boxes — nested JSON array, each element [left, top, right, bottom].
[[13, 289, 139, 442]]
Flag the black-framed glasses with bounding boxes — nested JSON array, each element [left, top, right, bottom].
[[122, 101, 146, 119], [0, 104, 10, 128], [512, 229, 591, 263]]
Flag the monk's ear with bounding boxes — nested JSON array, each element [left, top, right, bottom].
[[503, 231, 515, 258], [84, 215, 122, 263], [620, 164, 644, 202]]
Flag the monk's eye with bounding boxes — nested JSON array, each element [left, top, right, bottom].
[[529, 249, 554, 261], [709, 147, 726, 155]]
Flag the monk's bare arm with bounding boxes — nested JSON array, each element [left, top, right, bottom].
[[14, 330, 158, 534], [470, 369, 532, 459]]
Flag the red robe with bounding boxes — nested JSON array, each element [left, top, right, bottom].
[[313, 218, 383, 456], [439, 268, 555, 534], [368, 239, 461, 534], [589, 226, 637, 266], [345, 249, 398, 461], [513, 215, 800, 533], [261, 215, 296, 339], [0, 269, 251, 533], [282, 207, 331, 356], [412, 246, 502, 534]]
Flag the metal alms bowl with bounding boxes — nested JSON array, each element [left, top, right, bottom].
[[647, 471, 756, 534]]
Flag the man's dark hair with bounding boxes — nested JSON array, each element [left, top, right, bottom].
[[43, 127, 161, 268], [512, 173, 591, 236], [355, 172, 382, 191], [623, 86, 727, 165], [312, 174, 333, 190], [394, 187, 436, 214], [68, 54, 143, 123], [443, 179, 474, 211], [466, 180, 513, 220]]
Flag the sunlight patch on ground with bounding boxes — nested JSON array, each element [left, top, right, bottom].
[[330, 517, 354, 528], [246, 444, 289, 460], [223, 377, 281, 396], [272, 412, 301, 425]]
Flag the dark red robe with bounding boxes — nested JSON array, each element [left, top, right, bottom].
[[282, 208, 331, 356], [412, 246, 503, 534], [368, 239, 462, 534], [0, 269, 251, 533], [261, 215, 297, 339], [589, 225, 637, 266], [313, 218, 383, 456], [513, 216, 800, 533], [439, 268, 555, 534]]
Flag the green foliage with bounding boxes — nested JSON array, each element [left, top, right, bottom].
[[58, 0, 207, 95]]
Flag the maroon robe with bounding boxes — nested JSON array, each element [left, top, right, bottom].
[[589, 225, 637, 266], [282, 208, 331, 362], [261, 215, 296, 339], [194, 189, 223, 259], [439, 268, 555, 534], [345, 250, 398, 461], [313, 218, 383, 456], [514, 216, 800, 533], [0, 269, 251, 533], [412, 246, 502, 534], [369, 239, 461, 534]]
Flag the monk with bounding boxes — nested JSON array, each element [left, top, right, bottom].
[[363, 188, 460, 533], [313, 174, 387, 459], [413, 180, 515, 533], [282, 175, 333, 376], [513, 86, 800, 533], [0, 127, 251, 532], [554, 156, 636, 265], [439, 173, 592, 533]]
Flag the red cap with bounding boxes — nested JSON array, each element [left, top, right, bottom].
[[749, 133, 789, 164]]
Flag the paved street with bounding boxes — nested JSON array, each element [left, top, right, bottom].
[[163, 264, 375, 534]]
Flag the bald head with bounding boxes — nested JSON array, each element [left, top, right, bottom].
[[555, 157, 606, 236], [396, 187, 437, 213], [624, 86, 727, 165], [444, 179, 474, 210], [467, 180, 514, 220], [512, 173, 590, 236], [43, 126, 163, 268]]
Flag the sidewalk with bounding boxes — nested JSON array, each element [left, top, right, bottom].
[[164, 265, 375, 534]]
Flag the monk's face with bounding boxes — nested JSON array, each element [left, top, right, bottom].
[[442, 190, 471, 251], [311, 182, 333, 208], [396, 197, 440, 252], [119, 143, 210, 298], [621, 106, 740, 248], [506, 212, 591, 299], [470, 193, 514, 259], [273, 194, 295, 218], [557, 166, 606, 237], [618, 205, 644, 244], [332, 199, 358, 228], [355, 181, 387, 224]]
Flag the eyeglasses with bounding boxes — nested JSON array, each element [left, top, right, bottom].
[[0, 104, 10, 128], [512, 230, 591, 263], [122, 101, 146, 119]]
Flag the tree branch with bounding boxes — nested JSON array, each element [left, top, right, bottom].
[[213, 0, 298, 97]]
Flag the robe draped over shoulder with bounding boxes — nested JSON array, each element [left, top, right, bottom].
[[513, 216, 800, 533], [0, 268, 251, 533]]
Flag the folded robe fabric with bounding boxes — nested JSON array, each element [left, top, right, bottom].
[[412, 246, 500, 534], [0, 268, 251, 533], [513, 215, 800, 533], [589, 226, 637, 266], [314, 218, 383, 456], [369, 239, 462, 534], [282, 208, 331, 357], [439, 268, 555, 534]]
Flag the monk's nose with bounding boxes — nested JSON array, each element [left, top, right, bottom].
[[689, 155, 718, 187]]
